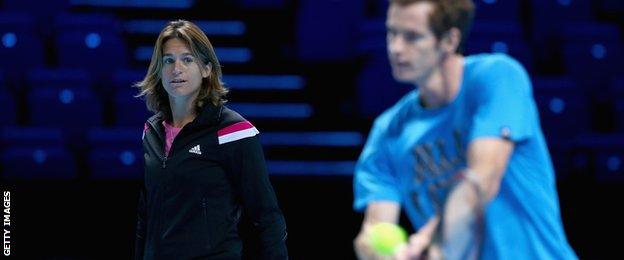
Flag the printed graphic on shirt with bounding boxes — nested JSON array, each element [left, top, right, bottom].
[[189, 145, 202, 155], [409, 130, 466, 216], [218, 121, 259, 145]]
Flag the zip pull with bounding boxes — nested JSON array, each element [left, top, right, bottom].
[[162, 156, 168, 169]]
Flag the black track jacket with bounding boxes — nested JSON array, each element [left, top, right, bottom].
[[135, 103, 288, 260]]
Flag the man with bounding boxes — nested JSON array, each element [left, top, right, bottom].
[[353, 0, 577, 259]]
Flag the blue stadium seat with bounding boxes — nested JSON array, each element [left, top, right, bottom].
[[55, 31, 127, 78], [555, 22, 623, 82], [611, 76, 624, 95], [227, 103, 313, 119], [112, 69, 146, 91], [531, 0, 592, 23], [356, 18, 385, 55], [86, 126, 143, 146], [469, 21, 525, 40], [368, 0, 516, 19], [86, 127, 141, 147], [532, 77, 590, 140], [2, 0, 69, 22], [466, 22, 533, 72], [267, 160, 356, 176], [598, 0, 624, 14], [0, 88, 16, 125], [26, 68, 99, 129], [613, 77, 624, 131], [53, 14, 126, 78], [595, 151, 624, 181], [223, 74, 305, 90], [1, 126, 65, 147], [54, 13, 122, 33], [560, 22, 621, 44], [28, 87, 103, 127], [237, 0, 286, 9], [110, 68, 145, 100], [465, 39, 533, 72], [69, 0, 193, 8], [113, 88, 151, 126], [562, 41, 623, 81], [296, 0, 364, 62], [572, 134, 624, 182], [0, 12, 44, 77], [86, 127, 142, 179], [27, 68, 92, 90], [88, 148, 143, 179], [473, 0, 521, 21], [356, 51, 412, 117], [1, 146, 77, 180], [529, 0, 595, 64]]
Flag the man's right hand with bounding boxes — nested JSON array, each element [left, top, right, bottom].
[[354, 222, 393, 260], [393, 215, 440, 260], [354, 201, 402, 260]]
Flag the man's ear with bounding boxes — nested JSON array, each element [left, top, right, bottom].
[[440, 27, 461, 54], [202, 62, 213, 78]]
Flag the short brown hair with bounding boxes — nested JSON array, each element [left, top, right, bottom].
[[135, 20, 228, 121], [390, 0, 475, 53]]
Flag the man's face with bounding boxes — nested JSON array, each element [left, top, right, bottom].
[[386, 2, 443, 84]]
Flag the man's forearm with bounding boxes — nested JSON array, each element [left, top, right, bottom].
[[437, 138, 511, 259], [440, 177, 485, 260]]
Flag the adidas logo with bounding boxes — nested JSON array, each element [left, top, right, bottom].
[[189, 145, 202, 155]]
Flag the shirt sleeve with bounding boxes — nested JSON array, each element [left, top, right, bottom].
[[224, 135, 288, 260], [353, 117, 401, 212], [136, 128, 148, 260], [468, 55, 536, 143]]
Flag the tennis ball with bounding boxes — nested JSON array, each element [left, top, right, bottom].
[[369, 222, 408, 255]]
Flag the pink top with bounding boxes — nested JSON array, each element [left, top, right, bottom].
[[163, 121, 182, 156]]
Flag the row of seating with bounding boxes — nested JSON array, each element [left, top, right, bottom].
[[296, 0, 624, 67], [2, 130, 622, 180], [2, 68, 623, 132], [0, 126, 363, 179], [0, 13, 260, 77], [0, 70, 312, 126], [2, 8, 622, 76]]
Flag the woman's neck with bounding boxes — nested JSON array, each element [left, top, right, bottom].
[[168, 95, 198, 128]]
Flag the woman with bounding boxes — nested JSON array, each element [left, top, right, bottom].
[[134, 20, 288, 260]]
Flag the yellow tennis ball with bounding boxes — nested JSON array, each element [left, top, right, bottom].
[[369, 222, 408, 255]]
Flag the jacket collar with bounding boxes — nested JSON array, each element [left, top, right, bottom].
[[147, 102, 223, 128], [194, 102, 223, 127]]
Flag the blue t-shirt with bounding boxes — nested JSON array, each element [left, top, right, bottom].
[[353, 53, 577, 259]]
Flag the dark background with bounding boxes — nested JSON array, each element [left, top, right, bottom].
[[1, 0, 624, 259]]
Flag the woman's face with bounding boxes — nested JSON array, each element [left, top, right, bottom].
[[160, 38, 211, 101]]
